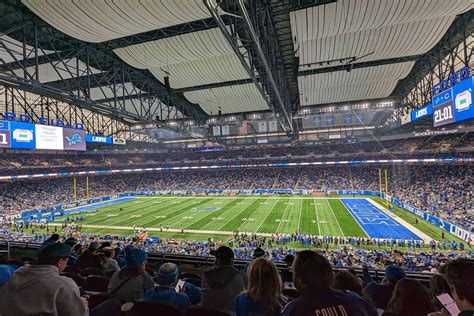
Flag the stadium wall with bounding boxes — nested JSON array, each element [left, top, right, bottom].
[[7, 189, 473, 242]]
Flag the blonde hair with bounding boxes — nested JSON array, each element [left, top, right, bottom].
[[247, 258, 284, 312]]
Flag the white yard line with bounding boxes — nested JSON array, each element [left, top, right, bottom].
[[367, 198, 431, 243], [48, 222, 274, 237], [338, 199, 370, 238], [181, 199, 238, 229], [296, 200, 302, 232], [216, 199, 258, 231], [275, 199, 293, 233], [313, 198, 321, 234], [254, 199, 282, 233], [325, 199, 345, 236]]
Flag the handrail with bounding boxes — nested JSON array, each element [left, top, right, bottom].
[[0, 240, 435, 284]]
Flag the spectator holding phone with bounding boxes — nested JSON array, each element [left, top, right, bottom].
[[429, 258, 474, 316], [144, 262, 191, 314]]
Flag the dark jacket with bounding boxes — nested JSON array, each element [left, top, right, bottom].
[[362, 281, 396, 310], [76, 250, 102, 270], [200, 265, 245, 314], [282, 288, 376, 316]]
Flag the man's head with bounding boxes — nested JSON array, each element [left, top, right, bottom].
[[49, 234, 60, 242], [253, 247, 265, 259], [293, 250, 334, 291], [384, 265, 406, 284], [215, 246, 234, 266], [284, 254, 295, 268], [64, 237, 77, 248], [157, 263, 178, 288], [443, 258, 474, 310], [124, 246, 147, 270], [37, 243, 71, 272]]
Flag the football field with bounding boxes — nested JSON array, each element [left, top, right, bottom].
[[55, 196, 423, 240]]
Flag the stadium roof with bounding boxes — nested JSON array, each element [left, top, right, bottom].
[[0, 0, 473, 136]]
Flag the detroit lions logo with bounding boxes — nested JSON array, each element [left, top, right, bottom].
[[66, 133, 83, 145]]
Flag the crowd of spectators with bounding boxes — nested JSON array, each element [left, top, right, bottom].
[[0, 234, 473, 315], [1, 164, 472, 231], [0, 133, 472, 176]]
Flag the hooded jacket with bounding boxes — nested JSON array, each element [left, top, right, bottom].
[[0, 264, 88, 316], [200, 265, 245, 314]]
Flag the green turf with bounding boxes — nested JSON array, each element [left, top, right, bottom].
[[52, 196, 463, 244]]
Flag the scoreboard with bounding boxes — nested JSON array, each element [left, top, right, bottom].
[[0, 120, 86, 151], [432, 76, 473, 127]]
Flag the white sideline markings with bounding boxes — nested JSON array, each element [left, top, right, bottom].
[[366, 199, 431, 243]]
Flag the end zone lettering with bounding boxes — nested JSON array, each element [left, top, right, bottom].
[[1, 111, 84, 130]]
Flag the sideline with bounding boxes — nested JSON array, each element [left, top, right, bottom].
[[367, 199, 432, 243]]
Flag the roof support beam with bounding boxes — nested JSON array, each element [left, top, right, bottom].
[[391, 10, 474, 101], [0, 0, 209, 126], [298, 55, 423, 76], [205, 0, 296, 135]]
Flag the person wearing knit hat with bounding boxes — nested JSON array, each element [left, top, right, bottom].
[[362, 264, 406, 311], [124, 245, 147, 269], [144, 263, 191, 314], [107, 246, 154, 303], [0, 264, 15, 287]]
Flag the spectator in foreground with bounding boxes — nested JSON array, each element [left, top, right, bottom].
[[0, 242, 88, 316], [0, 264, 16, 287], [383, 278, 435, 316], [429, 258, 474, 316], [282, 250, 376, 316], [200, 246, 245, 314], [108, 245, 154, 302], [280, 254, 294, 284], [236, 257, 286, 316], [429, 274, 452, 310], [144, 262, 191, 313], [102, 247, 119, 274], [362, 265, 406, 311], [334, 270, 363, 295], [76, 242, 102, 270]]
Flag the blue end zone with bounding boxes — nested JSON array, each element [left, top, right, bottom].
[[62, 197, 136, 216], [341, 199, 421, 240]]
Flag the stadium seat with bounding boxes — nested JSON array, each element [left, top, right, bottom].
[[124, 301, 182, 316], [179, 272, 201, 281], [21, 256, 35, 263], [183, 277, 201, 287], [85, 275, 109, 292], [7, 259, 24, 267], [64, 265, 82, 274], [87, 292, 115, 309], [81, 267, 106, 277], [283, 288, 300, 300], [186, 306, 232, 316], [60, 272, 87, 288]]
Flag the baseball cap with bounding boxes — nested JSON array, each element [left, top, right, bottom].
[[37, 243, 72, 264]]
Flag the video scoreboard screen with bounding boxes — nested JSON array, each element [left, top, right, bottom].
[[0, 120, 86, 151], [432, 76, 473, 127]]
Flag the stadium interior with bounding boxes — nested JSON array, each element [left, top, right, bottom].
[[0, 1, 473, 315]]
